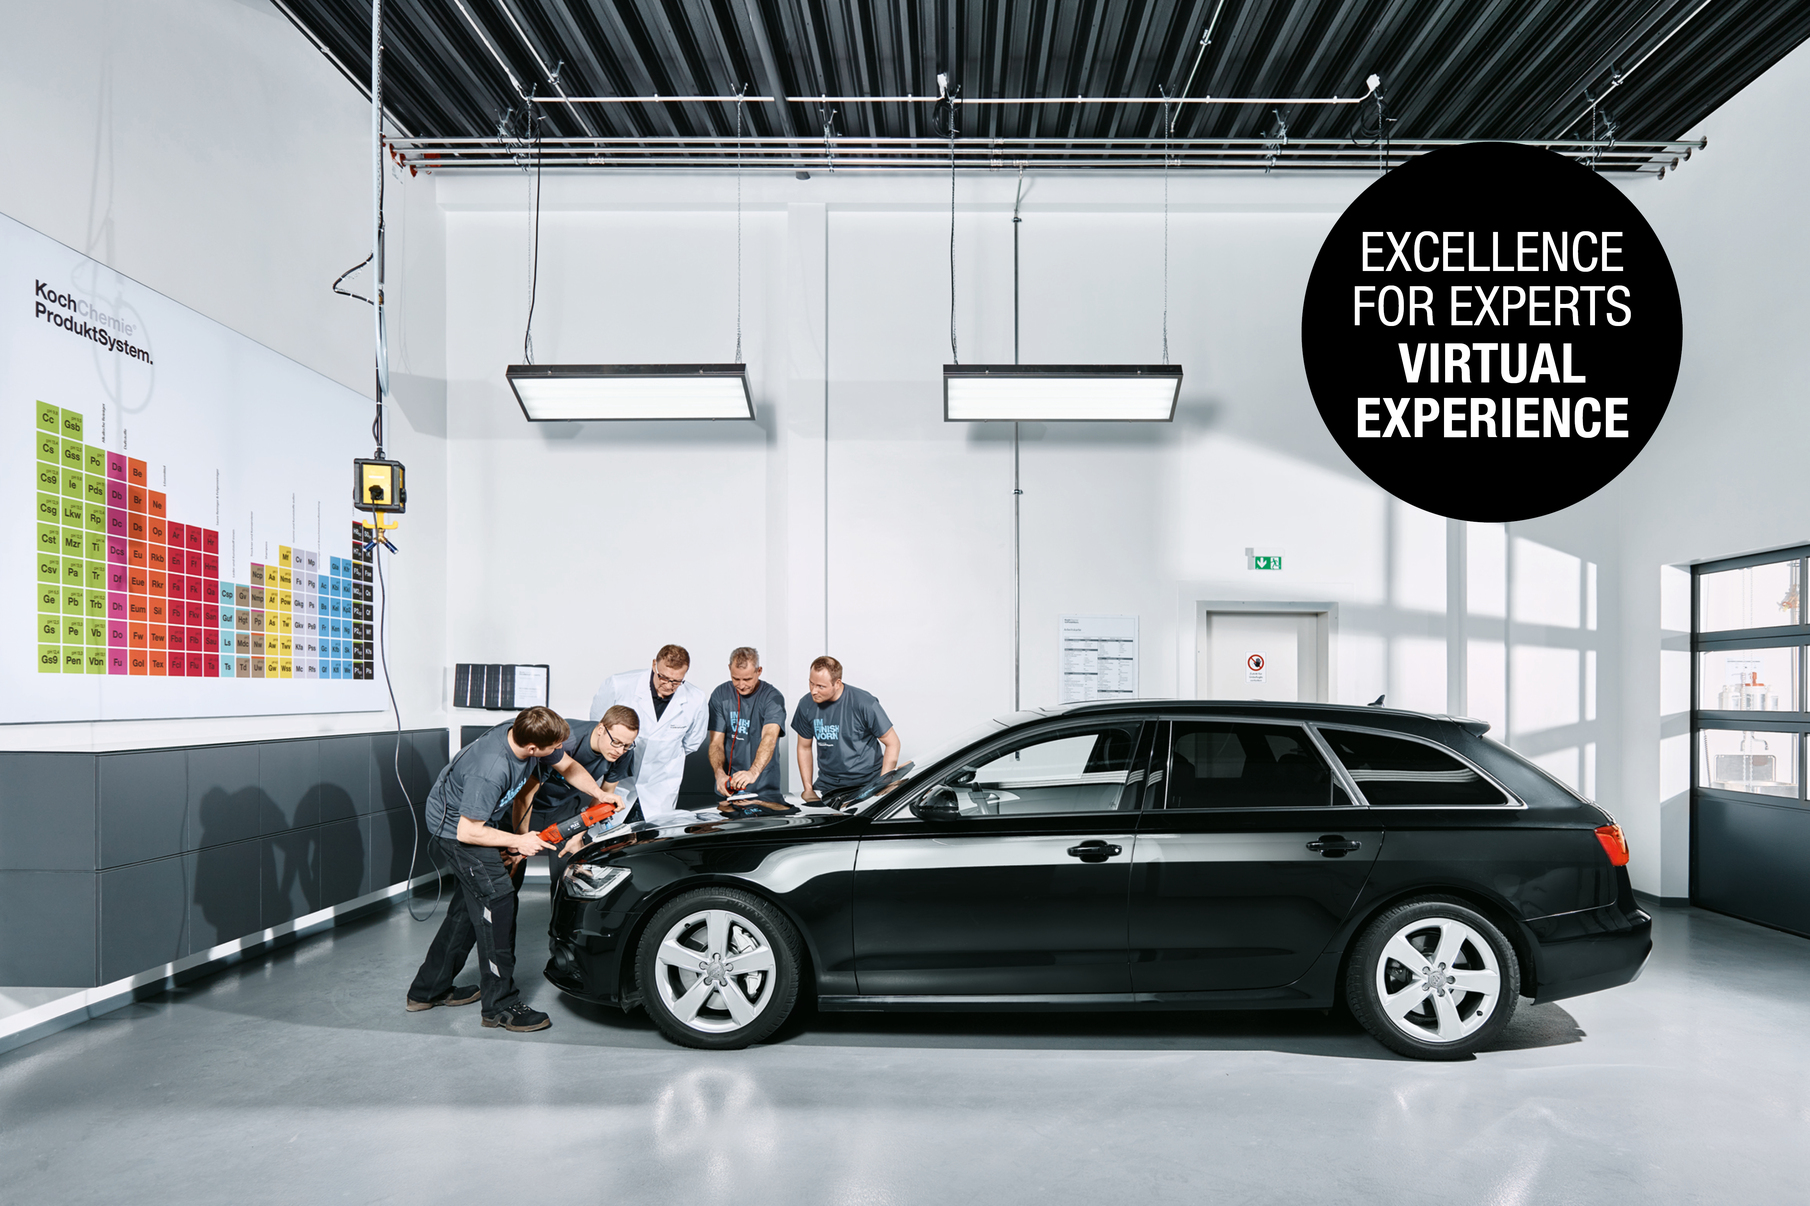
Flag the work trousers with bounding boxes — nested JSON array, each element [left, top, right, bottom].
[[408, 837, 522, 1016]]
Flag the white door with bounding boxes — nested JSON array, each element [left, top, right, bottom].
[[1198, 611, 1323, 702]]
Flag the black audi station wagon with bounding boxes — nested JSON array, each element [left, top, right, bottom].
[[544, 701, 1651, 1059]]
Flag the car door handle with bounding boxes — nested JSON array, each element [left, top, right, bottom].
[[1306, 835, 1362, 858], [1066, 841, 1122, 862]]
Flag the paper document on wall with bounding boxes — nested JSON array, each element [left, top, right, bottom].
[[1059, 614, 1139, 704]]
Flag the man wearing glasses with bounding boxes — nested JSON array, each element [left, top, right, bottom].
[[589, 645, 709, 823]]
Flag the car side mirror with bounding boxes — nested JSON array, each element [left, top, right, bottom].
[[911, 788, 962, 821]]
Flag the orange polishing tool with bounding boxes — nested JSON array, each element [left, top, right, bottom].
[[537, 800, 618, 844]]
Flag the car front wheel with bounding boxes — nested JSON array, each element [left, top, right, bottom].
[[636, 888, 802, 1049], [1346, 898, 1520, 1060]]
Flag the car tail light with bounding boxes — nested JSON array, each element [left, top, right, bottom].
[[1594, 824, 1630, 866]]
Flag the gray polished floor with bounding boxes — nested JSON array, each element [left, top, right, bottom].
[[1, 892, 1804, 1205]]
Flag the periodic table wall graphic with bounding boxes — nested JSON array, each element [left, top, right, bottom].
[[4, 211, 384, 721]]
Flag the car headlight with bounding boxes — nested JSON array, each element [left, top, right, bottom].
[[563, 863, 631, 900]]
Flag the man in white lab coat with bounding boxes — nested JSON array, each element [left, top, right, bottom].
[[589, 644, 709, 823]]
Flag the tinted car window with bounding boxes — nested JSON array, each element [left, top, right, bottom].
[[1165, 722, 1332, 809], [927, 724, 1145, 817], [1318, 727, 1508, 807]]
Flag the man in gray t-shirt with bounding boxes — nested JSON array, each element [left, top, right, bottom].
[[408, 707, 613, 1032], [791, 655, 900, 801], [709, 647, 788, 808]]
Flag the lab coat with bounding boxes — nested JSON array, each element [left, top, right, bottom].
[[589, 670, 708, 821]]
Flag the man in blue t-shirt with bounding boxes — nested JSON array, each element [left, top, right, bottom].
[[709, 647, 788, 811], [790, 655, 900, 802]]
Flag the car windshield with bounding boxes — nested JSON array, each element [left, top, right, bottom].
[[841, 713, 1029, 814]]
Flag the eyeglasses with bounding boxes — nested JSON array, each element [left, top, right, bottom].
[[601, 727, 636, 752], [654, 669, 686, 688]]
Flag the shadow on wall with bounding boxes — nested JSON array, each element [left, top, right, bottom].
[[192, 783, 372, 945]]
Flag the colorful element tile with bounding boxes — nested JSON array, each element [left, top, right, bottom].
[[33, 400, 376, 680]]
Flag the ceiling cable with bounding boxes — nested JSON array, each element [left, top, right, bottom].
[[735, 84, 745, 363], [1574, 0, 1715, 135], [1161, 88, 1171, 365], [1175, 0, 1231, 110], [523, 91, 543, 364]]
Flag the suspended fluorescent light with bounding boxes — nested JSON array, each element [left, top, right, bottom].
[[943, 364, 1181, 422], [506, 364, 754, 421]]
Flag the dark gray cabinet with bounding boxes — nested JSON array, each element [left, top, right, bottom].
[[0, 728, 448, 987]]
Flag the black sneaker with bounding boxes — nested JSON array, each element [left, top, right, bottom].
[[482, 1002, 551, 1032], [405, 984, 481, 1012]]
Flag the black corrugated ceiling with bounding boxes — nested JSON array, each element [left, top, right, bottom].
[[272, 0, 1810, 157]]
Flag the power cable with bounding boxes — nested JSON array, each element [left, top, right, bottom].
[[379, 543, 442, 922]]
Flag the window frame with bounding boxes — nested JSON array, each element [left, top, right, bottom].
[[1310, 723, 1521, 809], [872, 717, 1156, 822], [1147, 716, 1365, 812], [1692, 546, 1810, 808]]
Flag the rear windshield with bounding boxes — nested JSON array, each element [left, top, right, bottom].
[[1318, 727, 1509, 807]]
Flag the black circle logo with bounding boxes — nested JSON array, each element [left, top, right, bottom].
[[1301, 143, 1681, 522]]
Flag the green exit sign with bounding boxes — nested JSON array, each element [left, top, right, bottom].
[[1252, 555, 1283, 571]]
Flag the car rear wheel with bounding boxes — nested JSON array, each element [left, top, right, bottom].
[[1347, 898, 1520, 1060], [636, 888, 802, 1050]]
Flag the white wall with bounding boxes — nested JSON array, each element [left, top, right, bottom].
[[1535, 35, 1810, 897], [438, 169, 1612, 821], [0, 0, 450, 747]]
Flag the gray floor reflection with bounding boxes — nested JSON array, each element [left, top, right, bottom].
[[0, 895, 1805, 1206]]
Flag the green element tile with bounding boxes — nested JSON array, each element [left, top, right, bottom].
[[85, 647, 107, 674], [59, 408, 82, 441], [83, 531, 104, 559], [36, 613, 60, 641], [36, 492, 60, 524], [60, 438, 83, 471], [60, 615, 82, 643], [61, 558, 83, 587], [36, 401, 59, 434], [61, 465, 83, 498], [85, 501, 106, 531], [59, 528, 84, 558], [84, 616, 105, 644], [60, 496, 84, 526], [35, 581, 59, 612], [36, 430, 59, 464], [84, 475, 106, 506], [37, 553, 61, 585], [84, 444, 104, 474], [61, 646, 84, 673], [62, 586, 83, 616], [35, 461, 60, 492], [37, 643, 61, 674], [86, 588, 106, 616], [36, 522, 61, 556]]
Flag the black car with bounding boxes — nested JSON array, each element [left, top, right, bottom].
[[545, 701, 1651, 1059]]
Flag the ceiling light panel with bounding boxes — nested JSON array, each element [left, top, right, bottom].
[[506, 364, 754, 421], [943, 365, 1182, 421]]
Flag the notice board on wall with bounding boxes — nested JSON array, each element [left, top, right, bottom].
[[1, 211, 384, 721], [1059, 614, 1139, 704]]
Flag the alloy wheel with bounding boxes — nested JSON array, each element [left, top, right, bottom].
[[1372, 915, 1503, 1044], [650, 908, 781, 1035]]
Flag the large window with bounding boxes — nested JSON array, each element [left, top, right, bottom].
[[1694, 550, 1810, 802], [1165, 721, 1334, 809], [916, 723, 1147, 817]]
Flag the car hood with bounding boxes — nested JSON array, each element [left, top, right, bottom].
[[570, 806, 858, 863]]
